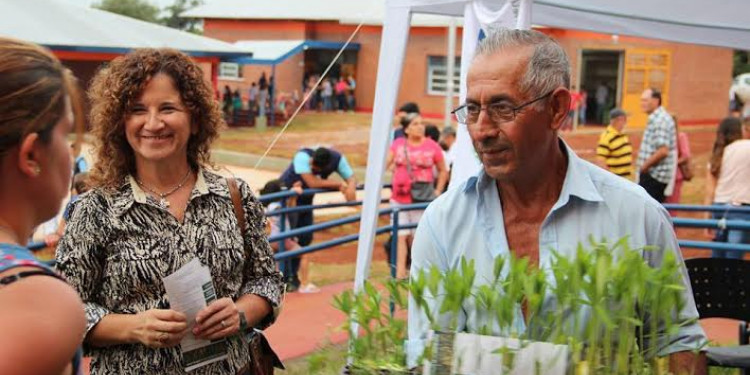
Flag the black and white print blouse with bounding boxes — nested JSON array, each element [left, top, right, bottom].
[[56, 169, 284, 375]]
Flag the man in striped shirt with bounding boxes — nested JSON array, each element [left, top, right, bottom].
[[596, 108, 633, 178]]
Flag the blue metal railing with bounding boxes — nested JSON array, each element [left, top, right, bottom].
[[27, 184, 750, 270], [663, 204, 750, 214]]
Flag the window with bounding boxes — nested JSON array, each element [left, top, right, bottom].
[[426, 56, 461, 96], [218, 62, 242, 79]]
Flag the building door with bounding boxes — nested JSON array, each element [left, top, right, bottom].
[[621, 49, 671, 128], [580, 50, 623, 125]]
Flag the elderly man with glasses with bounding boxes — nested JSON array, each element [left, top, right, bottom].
[[406, 28, 707, 373]]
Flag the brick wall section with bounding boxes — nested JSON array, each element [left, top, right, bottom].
[[670, 44, 732, 123]]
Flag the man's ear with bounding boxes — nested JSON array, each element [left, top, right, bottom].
[[17, 133, 42, 178], [549, 88, 571, 131]]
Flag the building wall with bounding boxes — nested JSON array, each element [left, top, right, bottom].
[[670, 44, 732, 124], [305, 22, 464, 116], [217, 55, 303, 104], [308, 23, 382, 112], [204, 19, 732, 124], [204, 19, 465, 117]]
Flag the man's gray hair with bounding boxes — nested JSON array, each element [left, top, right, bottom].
[[475, 28, 570, 99]]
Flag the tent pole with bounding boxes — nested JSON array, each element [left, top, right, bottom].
[[349, 4, 412, 366], [444, 17, 457, 128]]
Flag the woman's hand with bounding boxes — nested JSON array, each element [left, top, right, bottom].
[[132, 309, 188, 348], [193, 298, 240, 340]]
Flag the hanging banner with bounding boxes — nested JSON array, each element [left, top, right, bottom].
[[450, 0, 532, 186]]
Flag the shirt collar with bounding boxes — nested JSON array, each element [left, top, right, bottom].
[[606, 125, 620, 135], [463, 138, 604, 206], [556, 139, 604, 206], [111, 168, 227, 217]]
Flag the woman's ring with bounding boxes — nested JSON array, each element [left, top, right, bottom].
[[221, 320, 227, 328]]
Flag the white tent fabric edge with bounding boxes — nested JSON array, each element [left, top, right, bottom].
[[352, 5, 413, 297]]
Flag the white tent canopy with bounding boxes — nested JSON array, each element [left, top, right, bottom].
[[0, 0, 247, 58], [392, 0, 750, 50], [353, 0, 750, 299]]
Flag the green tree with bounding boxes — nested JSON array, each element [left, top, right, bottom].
[[93, 0, 160, 24], [733, 50, 750, 77], [161, 0, 204, 33]]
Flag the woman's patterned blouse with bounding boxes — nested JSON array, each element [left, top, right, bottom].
[[56, 169, 284, 374]]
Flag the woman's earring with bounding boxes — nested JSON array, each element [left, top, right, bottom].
[[33, 165, 41, 176]]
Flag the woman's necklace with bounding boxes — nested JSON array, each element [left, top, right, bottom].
[[135, 169, 192, 209]]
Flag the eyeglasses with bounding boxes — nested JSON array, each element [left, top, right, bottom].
[[451, 91, 554, 125]]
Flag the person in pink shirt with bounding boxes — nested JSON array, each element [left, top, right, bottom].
[[387, 113, 448, 279], [666, 119, 692, 205], [335, 77, 350, 111]]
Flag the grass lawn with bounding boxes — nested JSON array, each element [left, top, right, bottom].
[[215, 112, 375, 167], [307, 260, 391, 287]]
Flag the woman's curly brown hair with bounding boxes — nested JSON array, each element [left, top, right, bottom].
[[88, 48, 224, 189]]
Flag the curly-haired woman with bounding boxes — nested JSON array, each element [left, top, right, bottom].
[[56, 48, 284, 374], [0, 37, 86, 375]]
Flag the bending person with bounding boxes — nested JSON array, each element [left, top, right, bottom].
[[278, 146, 356, 290]]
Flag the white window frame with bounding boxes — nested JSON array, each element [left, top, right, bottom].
[[426, 56, 461, 96], [218, 62, 242, 80]]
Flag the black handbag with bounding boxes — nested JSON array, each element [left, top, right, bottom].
[[228, 178, 285, 375], [403, 143, 435, 203]]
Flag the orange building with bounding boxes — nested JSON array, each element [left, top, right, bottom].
[[185, 2, 733, 127]]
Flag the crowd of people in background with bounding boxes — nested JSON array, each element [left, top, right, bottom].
[[591, 85, 750, 261], [218, 70, 357, 126], [302, 73, 356, 112]]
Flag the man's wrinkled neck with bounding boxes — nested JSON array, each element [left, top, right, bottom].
[[496, 139, 568, 210]]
